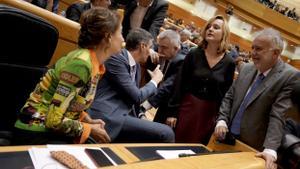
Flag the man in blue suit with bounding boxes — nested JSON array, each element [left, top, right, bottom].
[[88, 28, 174, 143]]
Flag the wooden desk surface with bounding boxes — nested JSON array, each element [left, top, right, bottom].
[[0, 143, 264, 169], [104, 152, 264, 169], [0, 143, 203, 164]]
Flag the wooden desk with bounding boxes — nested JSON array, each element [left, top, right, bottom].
[[0, 143, 264, 169], [104, 152, 264, 169]]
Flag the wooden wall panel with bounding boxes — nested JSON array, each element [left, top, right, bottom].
[[49, 39, 77, 66], [290, 60, 300, 70], [168, 3, 207, 27]]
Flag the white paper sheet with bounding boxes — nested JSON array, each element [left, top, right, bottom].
[[28, 145, 119, 169], [156, 150, 196, 159]]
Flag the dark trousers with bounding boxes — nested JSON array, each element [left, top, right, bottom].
[[114, 115, 175, 143]]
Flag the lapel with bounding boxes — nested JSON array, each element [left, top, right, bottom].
[[235, 65, 257, 107], [123, 49, 140, 87], [245, 59, 284, 107], [122, 49, 131, 75], [135, 64, 141, 87]]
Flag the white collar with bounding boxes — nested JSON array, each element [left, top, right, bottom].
[[258, 68, 272, 77], [127, 50, 136, 67]]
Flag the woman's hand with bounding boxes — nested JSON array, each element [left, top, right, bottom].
[[165, 117, 177, 128], [90, 123, 111, 143], [83, 115, 105, 128]]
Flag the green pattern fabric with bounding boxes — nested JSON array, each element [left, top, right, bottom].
[[15, 49, 102, 137]]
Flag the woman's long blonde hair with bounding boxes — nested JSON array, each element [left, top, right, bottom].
[[198, 15, 230, 54]]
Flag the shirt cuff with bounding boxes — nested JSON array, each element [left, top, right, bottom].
[[141, 100, 153, 110], [79, 111, 88, 121], [74, 122, 91, 144], [216, 120, 228, 128], [150, 80, 157, 88], [263, 149, 277, 161]]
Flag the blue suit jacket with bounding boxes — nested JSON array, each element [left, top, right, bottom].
[[88, 49, 156, 140]]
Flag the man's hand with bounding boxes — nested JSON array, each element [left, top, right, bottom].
[[255, 152, 277, 169], [214, 125, 228, 140], [149, 49, 160, 64], [90, 123, 111, 143], [148, 65, 163, 84], [166, 117, 177, 128]]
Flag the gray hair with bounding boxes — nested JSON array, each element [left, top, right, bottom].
[[180, 29, 192, 37], [158, 30, 181, 48], [255, 28, 284, 53]]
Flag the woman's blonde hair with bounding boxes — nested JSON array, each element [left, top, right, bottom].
[[198, 15, 230, 54]]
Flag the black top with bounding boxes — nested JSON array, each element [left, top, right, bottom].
[[168, 47, 235, 117]]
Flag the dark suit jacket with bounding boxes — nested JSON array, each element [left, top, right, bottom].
[[150, 46, 188, 123], [217, 59, 300, 151], [65, 2, 91, 22], [88, 49, 156, 140], [122, 0, 168, 38]]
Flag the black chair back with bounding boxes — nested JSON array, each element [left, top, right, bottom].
[[0, 5, 58, 131]]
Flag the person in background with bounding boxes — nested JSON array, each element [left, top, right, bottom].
[[13, 7, 124, 145], [167, 15, 235, 144], [214, 28, 300, 169], [88, 28, 174, 143], [25, 0, 59, 13], [179, 29, 192, 50], [66, 0, 111, 22], [120, 0, 169, 39]]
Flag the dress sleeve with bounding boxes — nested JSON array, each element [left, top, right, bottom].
[[45, 59, 91, 138]]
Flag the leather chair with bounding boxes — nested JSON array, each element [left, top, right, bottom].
[[0, 4, 58, 145], [278, 134, 300, 169]]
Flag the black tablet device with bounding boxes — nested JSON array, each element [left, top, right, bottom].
[[85, 148, 114, 167]]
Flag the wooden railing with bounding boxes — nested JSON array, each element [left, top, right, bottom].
[[214, 0, 300, 45]]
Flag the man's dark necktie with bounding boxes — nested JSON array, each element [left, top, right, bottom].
[[230, 73, 265, 135], [162, 60, 169, 74]]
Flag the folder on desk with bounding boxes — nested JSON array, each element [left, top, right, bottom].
[[126, 146, 210, 161], [0, 151, 34, 169]]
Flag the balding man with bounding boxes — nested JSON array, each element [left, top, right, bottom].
[[214, 28, 300, 169]]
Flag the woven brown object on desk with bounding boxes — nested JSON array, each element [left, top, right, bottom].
[[50, 151, 88, 169]]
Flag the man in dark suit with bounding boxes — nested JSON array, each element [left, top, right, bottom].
[[214, 28, 300, 169], [139, 30, 188, 124], [121, 0, 168, 39], [66, 0, 111, 22], [88, 28, 174, 143]]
